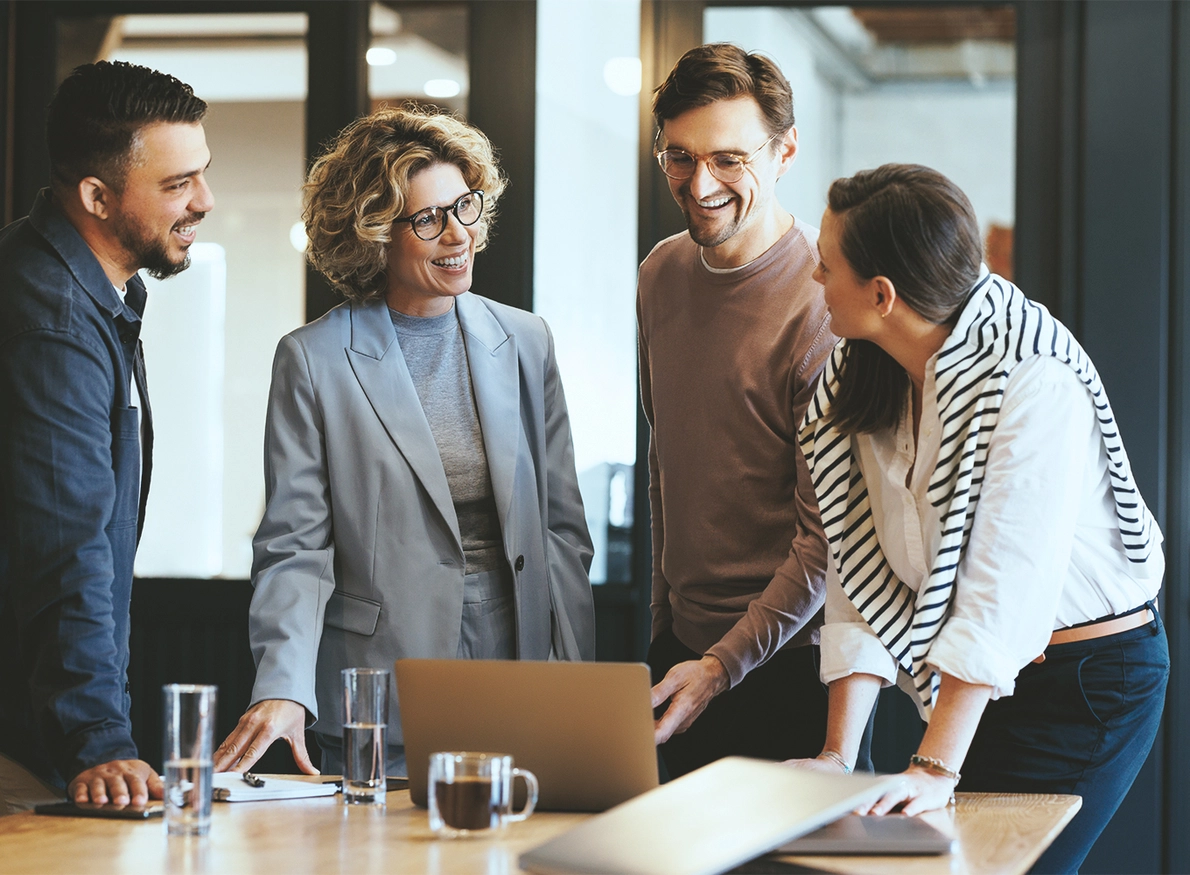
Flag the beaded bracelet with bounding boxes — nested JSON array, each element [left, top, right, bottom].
[[909, 754, 961, 782], [819, 750, 853, 775]]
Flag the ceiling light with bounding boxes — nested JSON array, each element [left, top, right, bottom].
[[367, 47, 397, 66], [424, 79, 462, 98], [603, 57, 641, 96]]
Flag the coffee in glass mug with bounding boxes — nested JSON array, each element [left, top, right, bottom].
[[428, 751, 538, 837]]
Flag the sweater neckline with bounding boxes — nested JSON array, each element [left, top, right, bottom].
[[693, 219, 804, 285]]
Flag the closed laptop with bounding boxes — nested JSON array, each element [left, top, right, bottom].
[[519, 756, 899, 875], [776, 813, 957, 855]]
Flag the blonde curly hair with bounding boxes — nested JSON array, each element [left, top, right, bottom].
[[303, 106, 507, 303]]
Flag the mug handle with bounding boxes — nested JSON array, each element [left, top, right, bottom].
[[507, 768, 538, 822]]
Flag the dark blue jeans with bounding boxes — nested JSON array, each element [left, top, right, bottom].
[[959, 608, 1168, 874]]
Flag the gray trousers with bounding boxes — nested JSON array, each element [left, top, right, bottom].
[[318, 566, 517, 779]]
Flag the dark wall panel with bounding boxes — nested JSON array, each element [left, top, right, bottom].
[[637, 0, 702, 264], [1014, 0, 1081, 322], [468, 0, 536, 313], [631, 0, 705, 662], [1079, 0, 1171, 509], [128, 579, 313, 775], [1075, 3, 1172, 873], [10, 0, 54, 221], [304, 0, 369, 322], [0, 2, 12, 224], [1164, 4, 1190, 871]]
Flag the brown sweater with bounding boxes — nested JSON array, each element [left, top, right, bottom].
[[637, 221, 835, 687]]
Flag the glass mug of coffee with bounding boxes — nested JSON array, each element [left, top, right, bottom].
[[428, 751, 539, 837]]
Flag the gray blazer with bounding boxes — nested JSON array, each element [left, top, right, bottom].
[[247, 293, 595, 740]]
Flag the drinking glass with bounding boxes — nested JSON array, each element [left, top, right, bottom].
[[342, 668, 389, 805], [162, 684, 217, 836]]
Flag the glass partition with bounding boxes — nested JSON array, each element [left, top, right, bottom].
[[535, 0, 641, 584], [58, 13, 311, 578], [705, 5, 1016, 276], [368, 2, 468, 115]]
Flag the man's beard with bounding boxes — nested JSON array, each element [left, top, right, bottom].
[[678, 191, 742, 249], [112, 211, 203, 280], [684, 209, 741, 249]]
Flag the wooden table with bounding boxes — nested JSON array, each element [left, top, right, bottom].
[[0, 787, 1079, 875]]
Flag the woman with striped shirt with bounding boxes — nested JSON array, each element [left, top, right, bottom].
[[792, 164, 1168, 874]]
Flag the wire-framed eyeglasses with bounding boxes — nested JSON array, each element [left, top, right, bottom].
[[395, 190, 485, 241], [654, 133, 779, 183]]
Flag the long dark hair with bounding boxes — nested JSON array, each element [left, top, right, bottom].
[[826, 164, 983, 434]]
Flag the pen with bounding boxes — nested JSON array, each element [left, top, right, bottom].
[[242, 772, 265, 788]]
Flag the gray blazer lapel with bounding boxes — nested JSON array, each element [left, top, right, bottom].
[[457, 293, 520, 523], [345, 300, 461, 543]]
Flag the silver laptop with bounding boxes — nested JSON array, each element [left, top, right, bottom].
[[519, 756, 900, 875], [396, 659, 659, 812], [777, 813, 957, 855]]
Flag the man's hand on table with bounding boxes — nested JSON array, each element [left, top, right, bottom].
[[214, 698, 318, 775], [651, 655, 730, 745], [69, 759, 162, 806]]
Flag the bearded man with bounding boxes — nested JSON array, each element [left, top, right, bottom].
[[639, 43, 866, 778], [0, 61, 213, 812]]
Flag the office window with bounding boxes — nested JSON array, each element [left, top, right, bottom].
[[705, 5, 1016, 275], [66, 13, 311, 578], [535, 0, 641, 584], [368, 3, 468, 114]]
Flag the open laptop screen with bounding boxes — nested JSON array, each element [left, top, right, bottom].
[[396, 659, 659, 812]]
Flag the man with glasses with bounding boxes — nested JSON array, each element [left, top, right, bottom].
[[640, 43, 850, 778], [0, 62, 213, 812]]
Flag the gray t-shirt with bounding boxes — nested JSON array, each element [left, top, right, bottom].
[[390, 305, 503, 574]]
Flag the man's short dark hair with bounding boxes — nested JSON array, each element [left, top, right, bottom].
[[46, 60, 208, 191], [652, 43, 794, 138]]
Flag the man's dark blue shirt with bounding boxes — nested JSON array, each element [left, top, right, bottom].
[[0, 190, 152, 788]]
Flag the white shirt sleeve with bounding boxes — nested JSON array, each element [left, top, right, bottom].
[[925, 356, 1094, 699], [819, 558, 900, 686]]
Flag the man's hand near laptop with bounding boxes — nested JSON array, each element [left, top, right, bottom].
[[650, 655, 730, 745], [69, 759, 163, 806], [214, 699, 319, 775]]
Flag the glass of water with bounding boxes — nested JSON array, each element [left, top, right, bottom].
[[162, 684, 217, 835], [342, 668, 389, 805]]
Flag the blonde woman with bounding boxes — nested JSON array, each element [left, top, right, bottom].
[[214, 108, 595, 777]]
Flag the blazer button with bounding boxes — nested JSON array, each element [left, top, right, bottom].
[[514, 555, 525, 572]]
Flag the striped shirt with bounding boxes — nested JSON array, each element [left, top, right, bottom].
[[801, 269, 1163, 716]]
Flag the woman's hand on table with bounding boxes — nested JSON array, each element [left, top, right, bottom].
[[214, 698, 318, 775], [857, 766, 957, 817]]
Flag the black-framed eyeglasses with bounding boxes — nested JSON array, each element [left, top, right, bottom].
[[395, 190, 484, 241], [654, 133, 779, 183]]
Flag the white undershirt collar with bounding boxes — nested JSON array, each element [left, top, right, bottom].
[[699, 247, 759, 274]]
